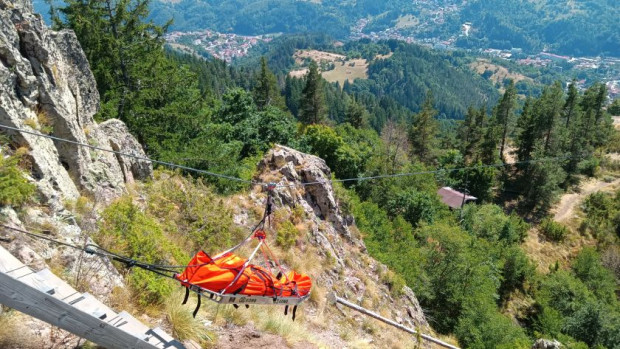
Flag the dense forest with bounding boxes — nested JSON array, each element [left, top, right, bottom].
[[39, 1, 620, 348], [35, 0, 620, 56], [456, 0, 620, 56], [240, 36, 499, 122]]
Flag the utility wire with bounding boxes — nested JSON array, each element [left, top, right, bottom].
[[0, 124, 587, 189], [278, 153, 585, 188], [0, 123, 259, 185]]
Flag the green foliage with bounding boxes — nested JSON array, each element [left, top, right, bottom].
[[539, 218, 569, 242], [462, 204, 529, 244], [356, 42, 498, 120], [385, 190, 444, 228], [145, 171, 244, 256], [275, 220, 299, 249], [299, 61, 327, 125], [498, 246, 535, 302], [217, 88, 297, 157], [580, 191, 620, 242], [455, 303, 530, 349], [409, 92, 439, 164], [531, 253, 620, 349], [495, 80, 517, 161], [253, 57, 285, 110], [0, 151, 35, 207], [608, 99, 620, 116], [571, 248, 617, 304], [97, 197, 178, 306]]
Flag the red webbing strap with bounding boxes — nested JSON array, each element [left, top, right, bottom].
[[263, 241, 290, 283]]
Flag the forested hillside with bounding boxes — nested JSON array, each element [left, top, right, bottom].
[[34, 0, 620, 56], [240, 36, 499, 122], [29, 1, 620, 348], [456, 0, 620, 56]]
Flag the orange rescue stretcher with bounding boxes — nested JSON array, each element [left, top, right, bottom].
[[174, 230, 312, 308]]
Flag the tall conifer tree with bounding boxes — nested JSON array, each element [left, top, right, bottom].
[[409, 92, 439, 164], [299, 61, 327, 124]]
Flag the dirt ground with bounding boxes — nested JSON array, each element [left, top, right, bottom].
[[553, 176, 620, 222], [214, 324, 317, 349]]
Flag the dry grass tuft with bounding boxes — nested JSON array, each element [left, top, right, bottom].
[[164, 290, 214, 345]]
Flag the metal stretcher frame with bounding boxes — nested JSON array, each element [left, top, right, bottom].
[[187, 283, 310, 305]]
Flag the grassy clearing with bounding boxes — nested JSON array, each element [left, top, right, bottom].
[[290, 49, 369, 87], [470, 59, 532, 90]]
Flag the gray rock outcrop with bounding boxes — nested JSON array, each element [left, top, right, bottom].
[[258, 145, 351, 239], [0, 0, 152, 207], [256, 145, 428, 331], [532, 339, 563, 349]]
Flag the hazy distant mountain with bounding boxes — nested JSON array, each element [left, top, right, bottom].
[[33, 0, 619, 56]]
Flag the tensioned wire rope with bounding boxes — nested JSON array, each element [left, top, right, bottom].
[[0, 123, 588, 189]]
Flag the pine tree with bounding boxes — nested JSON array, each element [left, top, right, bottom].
[[563, 81, 579, 128], [253, 57, 284, 110], [58, 0, 205, 161], [345, 99, 369, 128], [538, 82, 565, 155], [516, 98, 537, 162], [481, 114, 500, 165], [460, 106, 486, 164], [59, 0, 172, 122], [495, 80, 517, 161], [299, 61, 327, 125], [409, 92, 439, 164], [284, 75, 303, 117]]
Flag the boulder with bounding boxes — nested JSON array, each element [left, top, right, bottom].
[[532, 339, 563, 349]]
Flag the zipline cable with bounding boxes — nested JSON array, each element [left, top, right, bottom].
[[277, 153, 588, 187], [0, 124, 591, 189], [0, 123, 259, 185]]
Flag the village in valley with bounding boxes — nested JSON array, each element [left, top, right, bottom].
[[164, 30, 274, 62], [164, 1, 620, 101]]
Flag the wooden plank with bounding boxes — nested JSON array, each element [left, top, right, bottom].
[[0, 247, 26, 273], [35, 268, 79, 299], [17, 272, 55, 295], [0, 271, 167, 349], [70, 293, 116, 320], [111, 311, 151, 340]]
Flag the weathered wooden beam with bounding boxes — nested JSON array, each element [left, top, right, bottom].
[[327, 292, 460, 349], [0, 271, 163, 349]]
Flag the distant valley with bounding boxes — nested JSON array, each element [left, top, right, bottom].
[[34, 0, 619, 57]]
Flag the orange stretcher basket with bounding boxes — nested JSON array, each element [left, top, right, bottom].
[[175, 250, 312, 298]]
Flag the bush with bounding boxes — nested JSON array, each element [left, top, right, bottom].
[[540, 218, 569, 242], [578, 157, 600, 177], [380, 269, 406, 297], [462, 204, 529, 244], [0, 152, 35, 206], [275, 220, 299, 249], [97, 197, 181, 306]]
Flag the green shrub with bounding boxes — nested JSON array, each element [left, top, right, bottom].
[[275, 220, 299, 249], [540, 218, 569, 242], [0, 152, 35, 207], [97, 197, 180, 306], [578, 157, 600, 177], [146, 172, 244, 255], [380, 269, 406, 297]]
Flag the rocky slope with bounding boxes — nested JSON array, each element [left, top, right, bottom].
[[0, 0, 151, 346], [210, 145, 431, 348]]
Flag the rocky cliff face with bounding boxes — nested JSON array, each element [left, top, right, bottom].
[[0, 1, 152, 346], [255, 145, 428, 335], [0, 0, 151, 206]]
